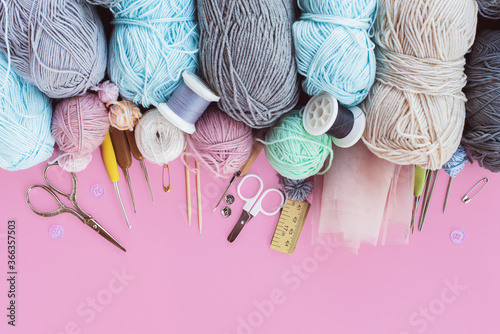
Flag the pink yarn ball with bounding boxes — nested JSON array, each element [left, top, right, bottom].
[[187, 105, 253, 177], [52, 93, 109, 172]]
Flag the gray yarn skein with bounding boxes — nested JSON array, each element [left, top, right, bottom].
[[477, 0, 500, 19], [462, 30, 500, 172], [0, 0, 107, 99], [198, 0, 300, 129]]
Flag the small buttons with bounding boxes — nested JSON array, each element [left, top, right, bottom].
[[91, 184, 105, 199], [49, 225, 64, 240], [450, 229, 465, 244]]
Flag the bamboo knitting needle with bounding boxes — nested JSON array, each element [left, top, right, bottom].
[[196, 161, 202, 234], [185, 148, 191, 225]]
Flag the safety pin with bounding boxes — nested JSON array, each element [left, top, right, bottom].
[[163, 164, 171, 192], [462, 178, 488, 203]]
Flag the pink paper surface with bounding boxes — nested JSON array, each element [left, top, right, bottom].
[[0, 149, 499, 334]]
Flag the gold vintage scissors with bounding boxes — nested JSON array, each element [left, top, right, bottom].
[[26, 163, 126, 252]]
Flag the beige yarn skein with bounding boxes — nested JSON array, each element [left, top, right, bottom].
[[362, 0, 477, 170]]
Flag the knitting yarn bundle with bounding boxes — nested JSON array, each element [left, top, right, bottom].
[[0, 52, 54, 171], [293, 0, 377, 107], [0, 0, 107, 99], [186, 105, 253, 177], [52, 93, 110, 172], [462, 30, 500, 172], [198, 0, 300, 128], [108, 0, 199, 107], [135, 109, 186, 165], [263, 110, 333, 180], [362, 0, 477, 170], [477, 0, 500, 19]]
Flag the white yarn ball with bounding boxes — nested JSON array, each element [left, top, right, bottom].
[[135, 109, 186, 165]]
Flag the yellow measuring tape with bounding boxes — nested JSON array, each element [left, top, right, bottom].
[[271, 199, 310, 255]]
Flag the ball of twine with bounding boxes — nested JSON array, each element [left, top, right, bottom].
[[263, 110, 333, 180], [0, 0, 107, 99], [51, 93, 110, 172], [198, 0, 300, 128], [361, 0, 478, 170], [135, 109, 186, 165], [108, 100, 142, 131], [0, 51, 54, 171], [462, 30, 500, 172], [186, 105, 253, 177], [108, 0, 199, 108], [293, 0, 377, 107], [477, 0, 500, 19]]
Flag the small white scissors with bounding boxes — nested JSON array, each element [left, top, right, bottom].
[[227, 174, 285, 243]]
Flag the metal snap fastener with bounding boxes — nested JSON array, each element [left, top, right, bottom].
[[225, 194, 235, 205], [222, 207, 232, 218]]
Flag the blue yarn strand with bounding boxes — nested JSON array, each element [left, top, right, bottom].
[[0, 52, 54, 171], [293, 0, 377, 107], [443, 145, 467, 178], [108, 0, 199, 108]]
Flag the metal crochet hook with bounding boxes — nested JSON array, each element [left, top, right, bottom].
[[462, 178, 488, 203]]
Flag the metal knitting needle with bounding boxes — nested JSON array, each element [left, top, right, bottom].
[[415, 169, 432, 230], [212, 171, 240, 213], [443, 176, 453, 214], [419, 170, 439, 231], [125, 130, 153, 201]]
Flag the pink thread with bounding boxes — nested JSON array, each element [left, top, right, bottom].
[[186, 105, 253, 177], [51, 93, 109, 172]]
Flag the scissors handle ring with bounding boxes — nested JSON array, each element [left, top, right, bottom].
[[26, 185, 67, 218], [26, 184, 85, 220], [237, 174, 264, 212], [43, 163, 79, 202], [249, 188, 285, 216]]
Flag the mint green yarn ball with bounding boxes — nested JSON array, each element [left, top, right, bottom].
[[264, 110, 333, 180]]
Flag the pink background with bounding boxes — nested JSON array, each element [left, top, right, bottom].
[[0, 149, 499, 334]]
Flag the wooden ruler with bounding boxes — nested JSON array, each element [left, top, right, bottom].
[[270, 199, 310, 255]]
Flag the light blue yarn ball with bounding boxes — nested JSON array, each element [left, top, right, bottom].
[[108, 0, 199, 108], [0, 53, 54, 171], [293, 0, 377, 107]]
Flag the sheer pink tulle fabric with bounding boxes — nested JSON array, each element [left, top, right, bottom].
[[312, 141, 413, 253]]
